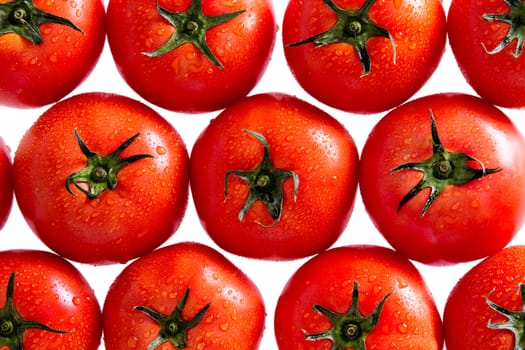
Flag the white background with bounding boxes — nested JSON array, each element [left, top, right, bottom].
[[2, 0, 525, 348]]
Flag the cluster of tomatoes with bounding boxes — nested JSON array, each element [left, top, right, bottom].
[[1, 0, 525, 348]]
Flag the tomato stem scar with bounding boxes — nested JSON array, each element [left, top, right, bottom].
[[287, 0, 396, 76], [0, 0, 83, 44], [144, 0, 245, 69], [224, 129, 299, 228], [304, 281, 392, 350], [390, 109, 502, 216]]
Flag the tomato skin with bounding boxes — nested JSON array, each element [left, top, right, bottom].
[[0, 137, 13, 230], [282, 0, 446, 114], [106, 0, 276, 113], [0, 249, 102, 349], [448, 0, 525, 108], [190, 93, 359, 260], [13, 92, 189, 265], [102, 242, 265, 350], [444, 245, 525, 349], [359, 93, 525, 265], [0, 0, 105, 108], [274, 245, 443, 349]]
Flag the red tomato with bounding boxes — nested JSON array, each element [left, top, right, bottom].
[[190, 93, 359, 260], [274, 245, 443, 349], [448, 0, 525, 108], [106, 0, 276, 113], [13, 92, 189, 264], [0, 249, 102, 349], [103, 242, 265, 350], [0, 137, 13, 230], [0, 0, 105, 108], [282, 0, 446, 114], [359, 93, 525, 265], [444, 245, 525, 349]]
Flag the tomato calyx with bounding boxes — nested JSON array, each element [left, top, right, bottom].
[[390, 110, 502, 217], [486, 283, 525, 349], [0, 273, 67, 350], [65, 129, 153, 199], [143, 0, 245, 69], [304, 281, 392, 350], [288, 0, 396, 76], [224, 129, 299, 228], [135, 288, 211, 350], [482, 0, 525, 57], [0, 0, 83, 44]]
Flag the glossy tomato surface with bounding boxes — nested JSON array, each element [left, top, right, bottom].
[[274, 245, 443, 349], [106, 0, 276, 113], [103, 242, 265, 350], [13, 92, 189, 265], [0, 249, 102, 349], [0, 137, 13, 230], [360, 93, 525, 265], [444, 245, 525, 349], [282, 0, 446, 113], [0, 0, 105, 108], [448, 0, 525, 108], [190, 93, 359, 260]]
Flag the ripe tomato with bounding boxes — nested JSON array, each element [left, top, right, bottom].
[[103, 242, 265, 349], [190, 93, 359, 260], [274, 245, 443, 349], [360, 93, 525, 265], [0, 249, 102, 349], [13, 92, 189, 265], [0, 137, 13, 230], [448, 0, 525, 108], [106, 0, 276, 113], [0, 0, 105, 108], [444, 245, 525, 349], [282, 0, 446, 114]]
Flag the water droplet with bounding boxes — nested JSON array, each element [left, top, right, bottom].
[[72, 296, 81, 306], [220, 322, 229, 331], [397, 278, 408, 289], [127, 336, 138, 348], [398, 323, 409, 333], [48, 53, 58, 63], [134, 168, 146, 177], [156, 146, 166, 155]]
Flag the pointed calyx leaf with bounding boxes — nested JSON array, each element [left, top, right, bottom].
[[390, 110, 502, 216], [144, 0, 245, 69], [0, 0, 83, 44], [0, 272, 68, 350], [288, 0, 396, 76], [135, 288, 211, 350], [486, 283, 525, 350], [482, 0, 525, 57], [304, 281, 392, 350], [65, 129, 153, 199], [224, 129, 299, 228]]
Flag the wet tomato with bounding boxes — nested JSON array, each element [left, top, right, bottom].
[[274, 245, 443, 349], [13, 92, 189, 264], [102, 242, 265, 349], [190, 93, 359, 260]]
